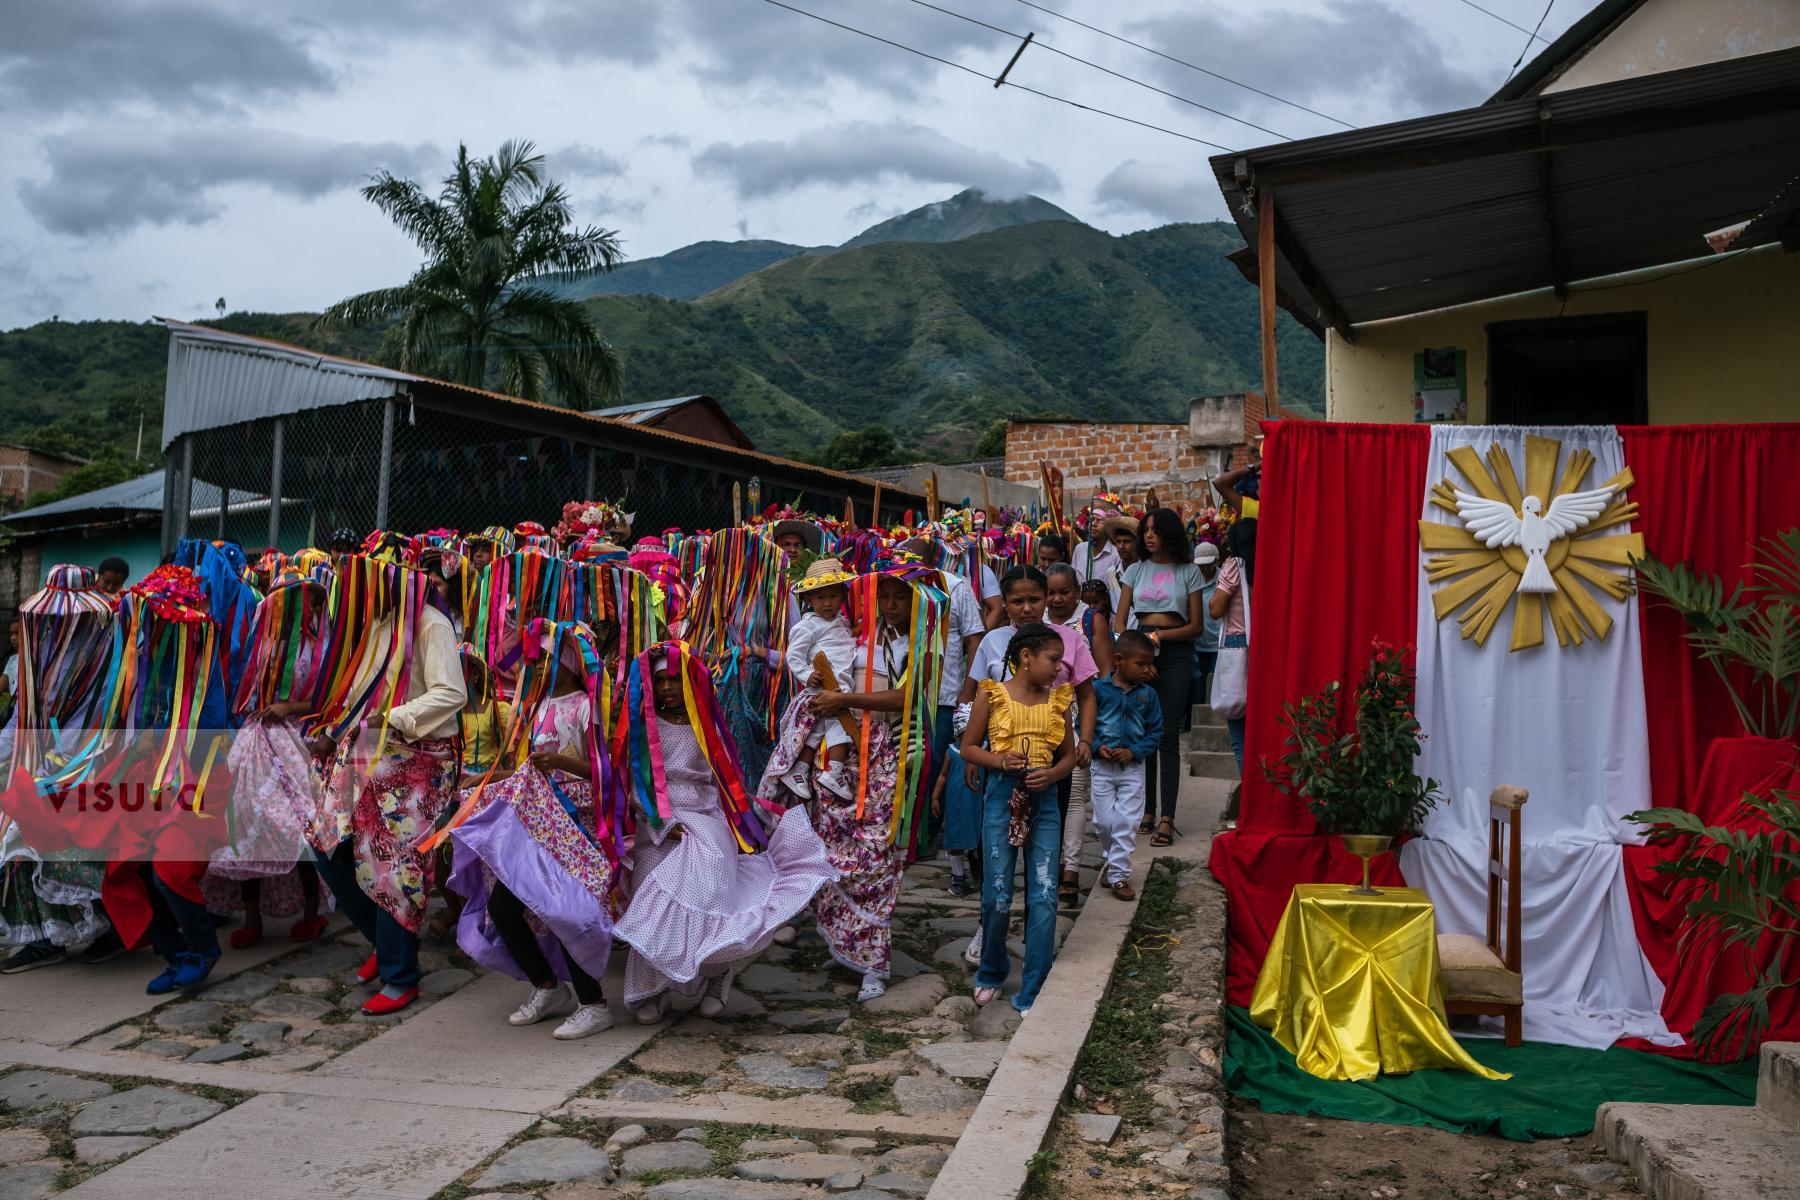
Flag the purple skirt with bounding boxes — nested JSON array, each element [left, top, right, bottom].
[[447, 767, 617, 987]]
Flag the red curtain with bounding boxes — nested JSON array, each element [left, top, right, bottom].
[[1619, 424, 1800, 1051], [1210, 421, 1429, 1003]]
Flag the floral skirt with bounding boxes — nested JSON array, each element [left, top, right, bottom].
[[811, 718, 904, 979], [448, 766, 617, 987], [312, 733, 457, 934], [212, 718, 316, 882]]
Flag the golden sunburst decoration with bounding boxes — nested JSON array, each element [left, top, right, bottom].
[[1420, 434, 1643, 651]]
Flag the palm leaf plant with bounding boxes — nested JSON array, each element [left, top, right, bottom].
[[317, 139, 624, 406], [1629, 529, 1800, 1059]]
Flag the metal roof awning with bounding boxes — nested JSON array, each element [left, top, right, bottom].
[[1210, 46, 1800, 333]]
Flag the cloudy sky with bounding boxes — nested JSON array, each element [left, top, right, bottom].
[[1, 0, 1585, 330]]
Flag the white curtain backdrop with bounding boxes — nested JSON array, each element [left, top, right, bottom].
[[1399, 424, 1677, 1048]]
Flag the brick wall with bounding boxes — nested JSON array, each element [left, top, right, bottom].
[[0, 446, 81, 505], [1231, 392, 1309, 470], [1004, 420, 1224, 512]]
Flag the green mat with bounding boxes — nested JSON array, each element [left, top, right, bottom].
[[1224, 1006, 1757, 1141]]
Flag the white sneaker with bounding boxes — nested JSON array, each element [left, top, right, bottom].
[[771, 924, 798, 946], [553, 1004, 614, 1040], [780, 763, 814, 799], [818, 762, 854, 801], [857, 974, 887, 1003], [963, 928, 984, 966], [509, 984, 572, 1026], [634, 996, 668, 1025], [697, 969, 735, 1018]]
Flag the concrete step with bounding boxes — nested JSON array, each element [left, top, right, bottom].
[[1596, 1101, 1799, 1200], [1186, 749, 1240, 780], [1190, 704, 1226, 729], [1759, 1041, 1800, 1128], [1184, 723, 1230, 753]]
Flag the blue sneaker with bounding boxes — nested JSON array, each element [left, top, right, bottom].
[[146, 957, 183, 995], [172, 948, 220, 989]]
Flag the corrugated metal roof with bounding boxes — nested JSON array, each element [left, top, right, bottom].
[[1211, 46, 1800, 328], [161, 319, 412, 450], [4, 469, 266, 531], [586, 396, 705, 421]]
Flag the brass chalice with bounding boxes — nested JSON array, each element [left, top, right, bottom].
[[1341, 834, 1392, 896]]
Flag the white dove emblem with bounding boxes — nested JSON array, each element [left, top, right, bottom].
[[1452, 486, 1616, 593]]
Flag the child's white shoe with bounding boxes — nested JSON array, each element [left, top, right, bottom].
[[771, 924, 798, 946], [857, 974, 887, 1003], [509, 983, 572, 1026], [698, 968, 736, 1018], [818, 762, 854, 801], [963, 928, 984, 966], [780, 762, 814, 799], [634, 995, 669, 1025], [553, 1004, 614, 1040]]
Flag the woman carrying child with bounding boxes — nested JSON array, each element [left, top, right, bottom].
[[447, 620, 619, 1040], [616, 642, 835, 1025], [762, 557, 859, 802], [959, 622, 1079, 1012]]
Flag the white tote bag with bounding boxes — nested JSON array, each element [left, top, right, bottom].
[[1209, 565, 1251, 720]]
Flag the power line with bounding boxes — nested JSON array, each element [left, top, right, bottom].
[[759, 0, 1235, 150], [1453, 0, 1553, 44], [1009, 0, 1355, 130], [899, 0, 1293, 141], [1504, 0, 1556, 83]]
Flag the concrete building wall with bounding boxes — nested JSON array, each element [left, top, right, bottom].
[[1322, 245, 1800, 424], [1544, 0, 1800, 93]]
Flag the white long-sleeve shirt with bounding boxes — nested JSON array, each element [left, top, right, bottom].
[[784, 611, 855, 690], [384, 605, 468, 742]]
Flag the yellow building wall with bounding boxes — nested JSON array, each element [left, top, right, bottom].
[[1324, 246, 1800, 425]]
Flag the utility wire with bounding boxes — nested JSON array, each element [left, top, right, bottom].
[[1009, 0, 1355, 130], [760, 0, 1235, 150], [1504, 0, 1556, 83], [1454, 0, 1553, 44], [900, 0, 1293, 141]]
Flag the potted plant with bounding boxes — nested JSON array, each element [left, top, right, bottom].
[[1265, 639, 1443, 893], [1627, 530, 1800, 1059]]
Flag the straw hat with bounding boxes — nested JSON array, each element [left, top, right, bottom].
[[771, 518, 823, 552], [1100, 513, 1139, 538], [793, 557, 857, 594]]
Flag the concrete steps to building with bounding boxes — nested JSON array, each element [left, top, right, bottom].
[[1184, 704, 1239, 782], [1596, 1041, 1800, 1200]]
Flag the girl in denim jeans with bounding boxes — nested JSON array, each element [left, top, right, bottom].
[[958, 624, 1078, 1013]]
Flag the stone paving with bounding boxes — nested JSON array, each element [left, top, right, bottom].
[[0, 844, 1120, 1200]]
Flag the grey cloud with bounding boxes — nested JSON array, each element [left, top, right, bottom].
[[1130, 0, 1487, 135], [298, 0, 665, 68], [1, 1, 334, 114], [638, 134, 692, 151], [19, 127, 440, 237], [583, 191, 647, 223], [0, 242, 95, 326], [694, 121, 1058, 199], [1094, 160, 1226, 224], [549, 145, 627, 179]]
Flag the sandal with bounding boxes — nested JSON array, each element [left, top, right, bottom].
[[1058, 871, 1080, 908], [1137, 816, 1155, 835], [1151, 818, 1175, 847]]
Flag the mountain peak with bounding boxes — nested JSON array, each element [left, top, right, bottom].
[[840, 189, 1082, 250]]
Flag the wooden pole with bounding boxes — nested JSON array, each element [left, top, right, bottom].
[[979, 465, 995, 524], [732, 481, 743, 527], [872, 483, 883, 526], [1258, 189, 1280, 412]]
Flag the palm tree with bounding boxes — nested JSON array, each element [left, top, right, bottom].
[[318, 139, 624, 405]]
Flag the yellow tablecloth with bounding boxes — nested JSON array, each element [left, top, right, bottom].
[[1250, 883, 1510, 1083]]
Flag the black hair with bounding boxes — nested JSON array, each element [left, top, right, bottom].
[[97, 556, 129, 576], [1114, 629, 1156, 659], [1037, 533, 1069, 559], [1002, 621, 1063, 672], [1043, 563, 1079, 589], [999, 564, 1048, 597], [1137, 506, 1192, 564], [1226, 517, 1257, 587]]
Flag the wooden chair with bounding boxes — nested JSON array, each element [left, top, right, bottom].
[[1438, 785, 1526, 1046]]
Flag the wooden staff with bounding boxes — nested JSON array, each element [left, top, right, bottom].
[[813, 652, 860, 741], [732, 482, 743, 527]]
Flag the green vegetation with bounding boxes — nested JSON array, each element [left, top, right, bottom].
[[318, 139, 625, 406]]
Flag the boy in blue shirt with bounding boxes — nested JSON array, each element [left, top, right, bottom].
[[1092, 631, 1163, 900]]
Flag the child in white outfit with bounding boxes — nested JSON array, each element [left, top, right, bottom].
[[1089, 631, 1163, 897], [781, 558, 859, 800]]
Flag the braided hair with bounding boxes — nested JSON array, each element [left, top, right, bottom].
[[1003, 621, 1062, 674], [999, 564, 1048, 597]]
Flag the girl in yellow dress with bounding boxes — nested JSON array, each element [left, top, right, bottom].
[[958, 622, 1078, 1012]]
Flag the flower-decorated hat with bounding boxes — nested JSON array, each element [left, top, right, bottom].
[[792, 556, 857, 594]]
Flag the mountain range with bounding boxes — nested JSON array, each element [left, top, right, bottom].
[[0, 190, 1322, 479]]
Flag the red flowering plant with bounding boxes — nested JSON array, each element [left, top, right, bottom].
[[1263, 639, 1443, 836]]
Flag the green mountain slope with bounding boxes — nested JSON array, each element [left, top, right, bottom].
[[584, 218, 1322, 459], [0, 218, 1322, 478], [542, 238, 824, 302], [841, 189, 1082, 249]]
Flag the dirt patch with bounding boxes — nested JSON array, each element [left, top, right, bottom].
[[1228, 1101, 1639, 1199]]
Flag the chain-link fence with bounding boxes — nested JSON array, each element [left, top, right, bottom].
[[163, 392, 918, 555]]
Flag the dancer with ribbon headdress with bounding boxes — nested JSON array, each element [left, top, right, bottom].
[[305, 533, 467, 1016], [446, 620, 621, 1040], [613, 641, 834, 1025], [0, 565, 119, 972]]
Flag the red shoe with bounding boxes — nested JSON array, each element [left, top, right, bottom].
[[360, 988, 418, 1016], [288, 916, 329, 943], [228, 925, 264, 950], [355, 952, 379, 983]]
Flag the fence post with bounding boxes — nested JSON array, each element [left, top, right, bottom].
[[375, 396, 396, 531], [160, 452, 177, 557], [267, 416, 284, 550], [585, 445, 597, 499], [174, 436, 194, 544], [216, 442, 229, 537]]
